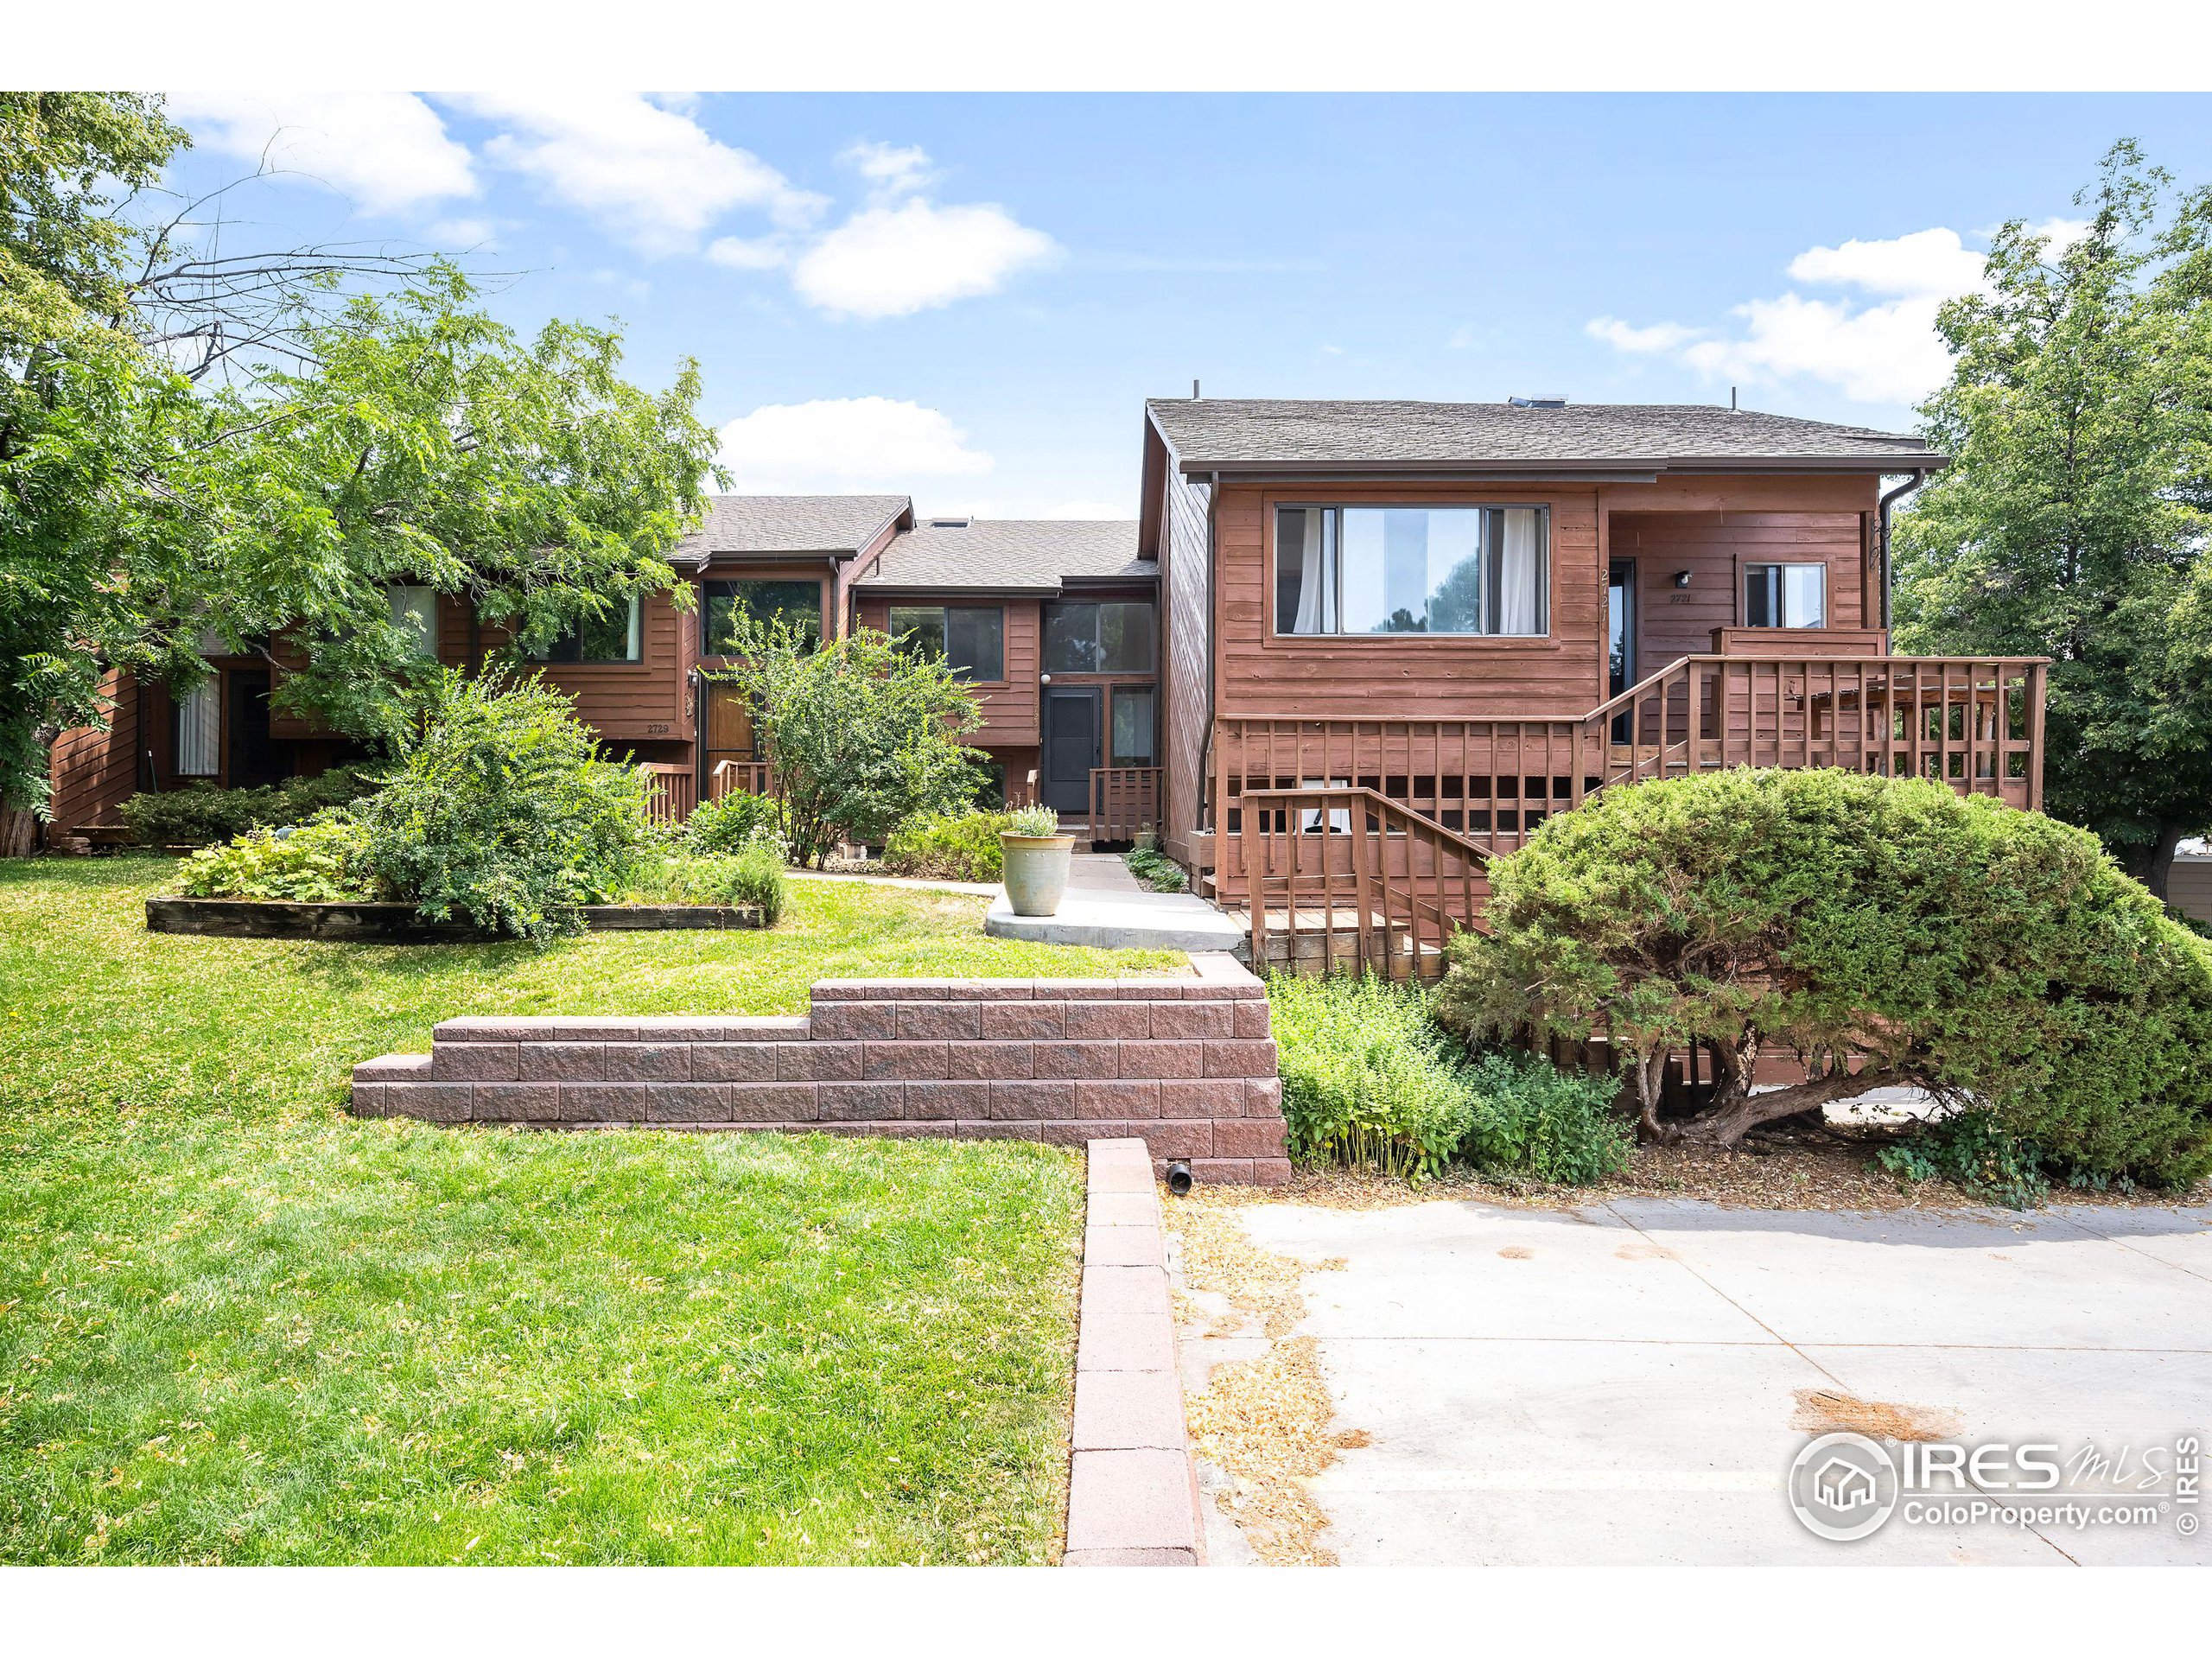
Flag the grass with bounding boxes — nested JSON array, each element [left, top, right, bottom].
[[0, 856, 1183, 1564]]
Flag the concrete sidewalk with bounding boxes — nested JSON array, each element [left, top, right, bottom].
[[986, 854, 1246, 954], [1219, 1196, 2212, 1566]]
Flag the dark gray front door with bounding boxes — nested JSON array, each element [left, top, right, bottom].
[[1042, 686, 1101, 813]]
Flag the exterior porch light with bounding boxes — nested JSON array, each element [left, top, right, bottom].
[[1673, 570, 1693, 588]]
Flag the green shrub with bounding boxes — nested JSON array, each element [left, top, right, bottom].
[[174, 817, 383, 902], [884, 810, 1010, 881], [1877, 1109, 2051, 1210], [118, 766, 378, 847], [627, 844, 787, 925], [1459, 1052, 1634, 1185], [685, 789, 784, 855], [1437, 768, 2212, 1189], [1267, 973, 1475, 1179], [1124, 846, 1186, 892], [355, 669, 653, 942], [707, 618, 988, 865]]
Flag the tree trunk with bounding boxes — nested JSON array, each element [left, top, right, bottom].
[[1673, 1066, 1907, 1149], [2139, 823, 2184, 902], [0, 804, 40, 858], [1626, 1042, 1670, 1143]]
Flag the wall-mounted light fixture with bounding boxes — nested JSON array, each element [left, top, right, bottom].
[[1672, 570, 1693, 589]]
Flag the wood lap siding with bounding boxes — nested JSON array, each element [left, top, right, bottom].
[[1610, 509, 1869, 668], [454, 589, 693, 744], [49, 668, 145, 829], [1213, 481, 1603, 720]]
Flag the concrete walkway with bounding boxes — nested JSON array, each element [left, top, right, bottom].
[[986, 855, 1247, 954], [1208, 1196, 2212, 1566]]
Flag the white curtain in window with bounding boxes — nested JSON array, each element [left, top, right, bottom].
[[387, 584, 438, 658], [1497, 508, 1541, 635], [1293, 511, 1333, 633], [175, 678, 219, 777]]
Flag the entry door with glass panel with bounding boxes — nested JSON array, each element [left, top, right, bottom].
[[1042, 686, 1102, 813], [1606, 559, 1637, 744]]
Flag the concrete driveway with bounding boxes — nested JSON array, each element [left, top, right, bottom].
[[1214, 1196, 2212, 1565]]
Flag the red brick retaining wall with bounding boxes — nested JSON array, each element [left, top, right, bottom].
[[350, 951, 1290, 1185]]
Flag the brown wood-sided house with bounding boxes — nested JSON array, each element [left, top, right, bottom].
[[46, 492, 1159, 838], [50, 394, 2048, 970]]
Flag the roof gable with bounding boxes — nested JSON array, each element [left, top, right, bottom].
[[671, 494, 912, 569]]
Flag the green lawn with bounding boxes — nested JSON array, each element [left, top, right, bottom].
[[0, 857, 1182, 1564]]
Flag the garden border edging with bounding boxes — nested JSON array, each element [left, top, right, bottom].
[[1065, 1137, 1205, 1566]]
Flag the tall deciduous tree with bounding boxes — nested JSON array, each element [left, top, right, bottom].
[[1895, 140, 2212, 898], [1, 92, 721, 849]]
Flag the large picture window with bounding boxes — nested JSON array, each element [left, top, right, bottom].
[[537, 594, 642, 663], [1744, 563, 1827, 628], [1044, 601, 1154, 673], [704, 579, 822, 652], [889, 605, 1005, 682], [1274, 505, 1549, 637]]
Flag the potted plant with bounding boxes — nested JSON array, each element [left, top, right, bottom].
[[1000, 804, 1074, 916]]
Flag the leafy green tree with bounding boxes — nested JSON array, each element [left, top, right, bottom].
[[709, 616, 988, 867], [1, 92, 719, 850], [1895, 140, 2212, 898]]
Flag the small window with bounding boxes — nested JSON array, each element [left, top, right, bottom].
[[704, 579, 822, 652], [537, 594, 643, 663], [175, 677, 220, 777], [1044, 601, 1155, 673], [1110, 687, 1156, 766], [889, 605, 1004, 682], [387, 584, 439, 658], [1274, 505, 1549, 637], [1744, 563, 1827, 628]]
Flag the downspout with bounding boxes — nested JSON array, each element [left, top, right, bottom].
[[1877, 469, 1929, 632]]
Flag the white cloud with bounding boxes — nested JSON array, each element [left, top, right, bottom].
[[1585, 226, 2015, 406], [168, 92, 475, 216], [715, 397, 994, 493], [705, 234, 791, 270], [1784, 227, 1985, 297], [425, 216, 499, 251], [451, 93, 825, 256], [843, 140, 937, 197], [791, 199, 1061, 320], [1585, 315, 1700, 354]]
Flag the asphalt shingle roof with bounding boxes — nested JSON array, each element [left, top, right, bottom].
[[1145, 398, 1945, 472], [670, 495, 912, 569], [854, 519, 1153, 594]]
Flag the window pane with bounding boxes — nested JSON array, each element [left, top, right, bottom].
[[705, 579, 821, 652], [387, 584, 438, 658], [540, 594, 642, 662], [1111, 688, 1156, 766], [1494, 507, 1548, 635], [175, 678, 219, 777], [1324, 507, 1541, 636], [946, 607, 1003, 682], [1098, 603, 1154, 672], [1745, 565, 1781, 627], [1044, 602, 1100, 671], [1275, 506, 1337, 634], [888, 606, 947, 664], [1783, 564, 1827, 628]]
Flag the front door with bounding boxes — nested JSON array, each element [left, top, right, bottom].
[[1607, 559, 1637, 743], [703, 683, 758, 793], [1042, 686, 1101, 814], [226, 670, 289, 787]]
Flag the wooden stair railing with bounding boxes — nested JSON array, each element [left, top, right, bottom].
[[1237, 785, 1491, 982], [1088, 766, 1163, 843]]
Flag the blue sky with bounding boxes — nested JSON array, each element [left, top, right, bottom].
[[159, 92, 2212, 518]]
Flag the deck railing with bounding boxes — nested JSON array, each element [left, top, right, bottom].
[[639, 762, 697, 826], [1209, 652, 2048, 973], [1236, 785, 1490, 981], [709, 758, 772, 801], [1087, 766, 1163, 843]]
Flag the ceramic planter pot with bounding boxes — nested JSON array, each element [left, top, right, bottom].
[[1001, 833, 1076, 916]]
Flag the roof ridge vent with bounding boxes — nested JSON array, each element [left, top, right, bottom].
[[1507, 393, 1568, 409], [927, 516, 973, 528]]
